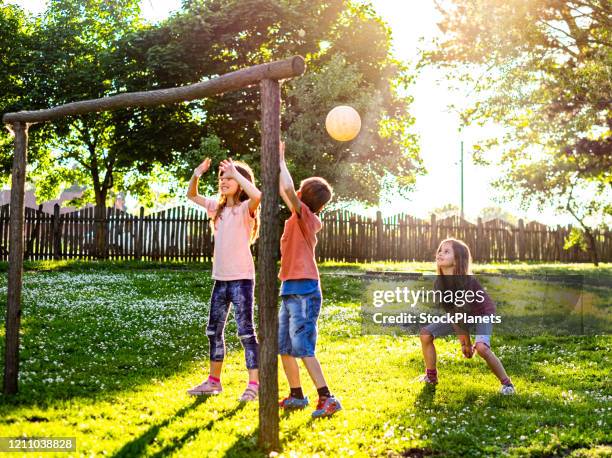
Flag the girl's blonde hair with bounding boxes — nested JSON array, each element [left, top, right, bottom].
[[212, 160, 260, 244], [436, 238, 473, 276]]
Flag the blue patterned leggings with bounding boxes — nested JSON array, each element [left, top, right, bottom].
[[207, 279, 259, 369]]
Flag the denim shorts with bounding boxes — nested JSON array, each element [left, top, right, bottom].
[[422, 321, 493, 347], [278, 290, 322, 358]]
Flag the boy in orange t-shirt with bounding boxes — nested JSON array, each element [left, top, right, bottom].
[[277, 142, 342, 418]]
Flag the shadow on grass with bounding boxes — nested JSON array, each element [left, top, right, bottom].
[[222, 417, 321, 458], [222, 426, 263, 458], [398, 337, 611, 457], [112, 398, 247, 458], [0, 267, 219, 409], [414, 383, 437, 408]]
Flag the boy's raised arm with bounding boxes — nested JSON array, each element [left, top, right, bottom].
[[279, 142, 302, 215]]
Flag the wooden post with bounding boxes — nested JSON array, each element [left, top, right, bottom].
[[430, 214, 437, 255], [135, 206, 145, 261], [4, 122, 28, 395], [476, 217, 484, 262], [376, 211, 383, 261], [258, 78, 281, 451], [518, 218, 525, 261], [3, 57, 306, 124], [52, 203, 61, 260]]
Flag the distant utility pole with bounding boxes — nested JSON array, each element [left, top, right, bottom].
[[459, 125, 464, 219]]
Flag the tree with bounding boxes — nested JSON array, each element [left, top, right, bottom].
[[493, 154, 611, 265], [424, 0, 611, 264], [1, 0, 210, 204], [433, 203, 460, 219], [126, 0, 422, 204], [0, 0, 212, 255], [0, 2, 32, 183], [480, 206, 518, 225]]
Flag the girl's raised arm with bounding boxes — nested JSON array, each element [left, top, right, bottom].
[[187, 158, 215, 209], [219, 159, 262, 213]]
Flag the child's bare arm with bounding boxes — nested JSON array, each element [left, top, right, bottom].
[[453, 325, 473, 358], [279, 142, 302, 215], [187, 158, 212, 207], [219, 159, 262, 213]]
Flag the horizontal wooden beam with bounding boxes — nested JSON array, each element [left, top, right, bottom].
[[3, 56, 305, 124]]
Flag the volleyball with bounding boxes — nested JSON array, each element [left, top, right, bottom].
[[325, 105, 361, 142]]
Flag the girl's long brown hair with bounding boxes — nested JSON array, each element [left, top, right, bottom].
[[212, 160, 260, 244], [435, 238, 473, 292]]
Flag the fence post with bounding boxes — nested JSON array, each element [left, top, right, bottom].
[[135, 206, 144, 261], [566, 224, 573, 261], [376, 211, 383, 261], [430, 214, 437, 254], [350, 215, 357, 262], [476, 217, 484, 262], [52, 203, 61, 260], [518, 218, 525, 261]]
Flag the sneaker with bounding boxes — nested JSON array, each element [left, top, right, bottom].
[[279, 395, 309, 410], [187, 379, 222, 396], [239, 386, 259, 402], [312, 396, 342, 418], [418, 374, 438, 385], [500, 384, 516, 395]]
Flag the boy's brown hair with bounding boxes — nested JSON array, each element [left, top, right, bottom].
[[299, 177, 333, 213]]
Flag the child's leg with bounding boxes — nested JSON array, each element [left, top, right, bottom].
[[302, 356, 327, 389], [281, 354, 302, 387], [279, 297, 307, 402], [287, 292, 324, 390], [207, 281, 231, 377], [473, 323, 512, 387], [474, 340, 511, 384], [420, 332, 437, 370], [209, 361, 223, 379], [419, 323, 453, 383], [188, 281, 230, 395], [230, 280, 259, 383]]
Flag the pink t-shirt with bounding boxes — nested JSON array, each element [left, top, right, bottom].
[[198, 198, 255, 281]]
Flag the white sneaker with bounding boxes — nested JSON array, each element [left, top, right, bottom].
[[187, 379, 222, 396], [417, 374, 438, 385], [500, 384, 516, 395]]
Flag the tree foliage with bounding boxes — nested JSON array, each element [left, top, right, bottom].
[[127, 0, 421, 203], [425, 0, 611, 264], [0, 0, 208, 208], [1, 0, 420, 208]]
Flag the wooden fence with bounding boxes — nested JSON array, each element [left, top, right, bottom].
[[0, 204, 610, 263]]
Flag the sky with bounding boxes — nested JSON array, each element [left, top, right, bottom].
[[7, 0, 571, 225]]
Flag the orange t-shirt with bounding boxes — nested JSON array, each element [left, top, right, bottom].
[[279, 202, 322, 281]]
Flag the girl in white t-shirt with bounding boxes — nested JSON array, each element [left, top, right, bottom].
[[186, 157, 261, 402]]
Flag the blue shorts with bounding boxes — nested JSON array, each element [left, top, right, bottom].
[[278, 290, 322, 358]]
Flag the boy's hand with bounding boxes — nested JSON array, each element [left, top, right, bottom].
[[279, 141, 286, 163], [219, 159, 238, 179], [193, 158, 211, 177]]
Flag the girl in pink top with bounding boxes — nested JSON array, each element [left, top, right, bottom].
[[185, 157, 261, 402]]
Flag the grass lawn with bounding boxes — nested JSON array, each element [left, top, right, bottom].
[[0, 261, 610, 457]]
